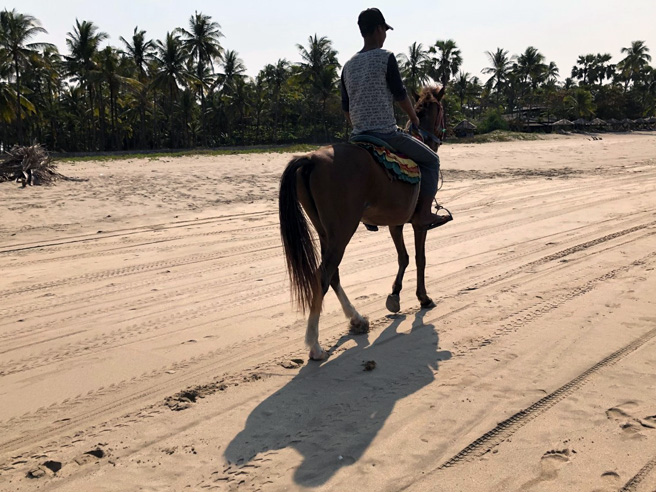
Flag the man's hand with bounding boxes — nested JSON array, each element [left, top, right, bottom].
[[398, 96, 420, 127]]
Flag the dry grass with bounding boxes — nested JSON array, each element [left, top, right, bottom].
[[1, 144, 71, 186]]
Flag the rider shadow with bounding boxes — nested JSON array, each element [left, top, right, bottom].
[[225, 309, 452, 487]]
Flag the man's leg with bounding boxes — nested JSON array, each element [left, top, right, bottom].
[[372, 131, 451, 230]]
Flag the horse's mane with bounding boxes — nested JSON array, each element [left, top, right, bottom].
[[414, 86, 443, 117]]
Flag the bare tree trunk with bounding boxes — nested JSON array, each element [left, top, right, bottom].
[[98, 82, 107, 151], [152, 91, 158, 149], [14, 57, 23, 145], [200, 88, 206, 147]]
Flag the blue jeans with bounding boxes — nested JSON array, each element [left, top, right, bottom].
[[361, 129, 439, 197]]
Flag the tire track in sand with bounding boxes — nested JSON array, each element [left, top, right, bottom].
[[619, 453, 656, 491], [2, 217, 652, 377], [437, 317, 656, 469]]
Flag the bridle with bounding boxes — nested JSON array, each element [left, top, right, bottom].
[[410, 99, 446, 151], [407, 94, 446, 191]]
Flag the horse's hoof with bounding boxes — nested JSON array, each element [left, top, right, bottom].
[[386, 294, 401, 313], [309, 347, 329, 361], [420, 298, 436, 309], [349, 316, 370, 334]]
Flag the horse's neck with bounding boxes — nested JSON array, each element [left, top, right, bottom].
[[420, 105, 438, 133]]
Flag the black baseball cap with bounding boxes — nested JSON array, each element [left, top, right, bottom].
[[358, 8, 393, 31]]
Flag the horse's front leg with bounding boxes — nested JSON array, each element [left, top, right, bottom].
[[330, 268, 369, 333], [386, 225, 409, 313], [413, 226, 435, 308]]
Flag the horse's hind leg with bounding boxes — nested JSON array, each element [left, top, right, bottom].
[[306, 227, 359, 360], [306, 244, 344, 360], [330, 268, 369, 334], [386, 225, 409, 313], [413, 226, 435, 308]]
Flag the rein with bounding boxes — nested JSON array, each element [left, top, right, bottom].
[[411, 102, 446, 147], [408, 95, 446, 191], [415, 127, 443, 146]]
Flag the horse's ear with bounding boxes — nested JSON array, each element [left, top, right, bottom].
[[437, 87, 445, 101]]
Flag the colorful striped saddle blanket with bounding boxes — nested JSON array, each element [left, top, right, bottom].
[[349, 135, 421, 185]]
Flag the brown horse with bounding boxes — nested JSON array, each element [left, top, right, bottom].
[[279, 86, 447, 360]]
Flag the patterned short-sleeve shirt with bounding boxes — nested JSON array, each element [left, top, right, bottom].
[[340, 48, 407, 135]]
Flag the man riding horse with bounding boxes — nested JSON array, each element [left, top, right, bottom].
[[279, 9, 453, 360], [340, 8, 452, 231]]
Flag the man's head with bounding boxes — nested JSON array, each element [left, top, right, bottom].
[[358, 8, 393, 37]]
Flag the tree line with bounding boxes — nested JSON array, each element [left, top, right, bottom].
[[0, 8, 654, 152]]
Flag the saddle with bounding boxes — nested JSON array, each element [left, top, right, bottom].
[[349, 134, 421, 185]]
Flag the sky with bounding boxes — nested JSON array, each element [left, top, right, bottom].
[[10, 0, 656, 82]]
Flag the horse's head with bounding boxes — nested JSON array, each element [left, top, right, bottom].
[[410, 86, 446, 152]]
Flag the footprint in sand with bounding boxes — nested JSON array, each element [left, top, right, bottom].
[[540, 449, 572, 478], [74, 448, 107, 466], [600, 470, 621, 485], [519, 449, 573, 488], [606, 402, 655, 438]]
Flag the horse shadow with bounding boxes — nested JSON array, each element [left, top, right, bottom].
[[224, 310, 451, 487]]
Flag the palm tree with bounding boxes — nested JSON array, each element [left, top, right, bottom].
[[454, 71, 471, 112], [219, 49, 246, 95], [590, 54, 614, 86], [65, 19, 108, 149], [177, 11, 223, 144], [262, 58, 290, 142], [644, 67, 656, 115], [178, 11, 223, 73], [97, 46, 132, 149], [504, 66, 523, 117], [120, 27, 154, 148], [429, 39, 462, 88], [482, 48, 511, 106], [0, 9, 54, 144], [296, 34, 339, 79], [517, 46, 547, 89], [516, 46, 547, 111], [564, 88, 595, 118], [563, 77, 577, 90], [0, 79, 23, 126], [571, 54, 595, 85], [251, 73, 268, 140], [218, 49, 247, 139], [545, 61, 560, 85], [59, 84, 86, 150], [120, 27, 154, 79], [151, 31, 192, 147], [572, 53, 613, 88], [0, 62, 34, 132], [27, 44, 62, 148], [618, 41, 651, 90], [296, 34, 340, 140], [397, 42, 429, 95]]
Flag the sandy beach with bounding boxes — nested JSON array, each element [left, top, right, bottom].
[[1, 132, 655, 491]]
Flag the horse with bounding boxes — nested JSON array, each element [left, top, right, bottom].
[[279, 86, 447, 360]]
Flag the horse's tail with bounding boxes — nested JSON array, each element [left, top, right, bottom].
[[279, 156, 319, 312]]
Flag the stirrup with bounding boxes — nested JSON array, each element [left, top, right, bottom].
[[363, 223, 379, 232], [420, 202, 453, 231], [434, 201, 452, 218]]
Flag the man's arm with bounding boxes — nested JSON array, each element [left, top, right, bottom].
[[340, 72, 351, 126], [386, 54, 419, 127], [339, 71, 350, 114], [397, 96, 420, 127]]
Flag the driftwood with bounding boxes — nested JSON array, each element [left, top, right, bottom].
[[0, 144, 69, 187]]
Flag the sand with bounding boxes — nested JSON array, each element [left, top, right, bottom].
[[0, 132, 655, 491]]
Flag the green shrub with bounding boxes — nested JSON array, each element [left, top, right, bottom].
[[477, 109, 510, 133]]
